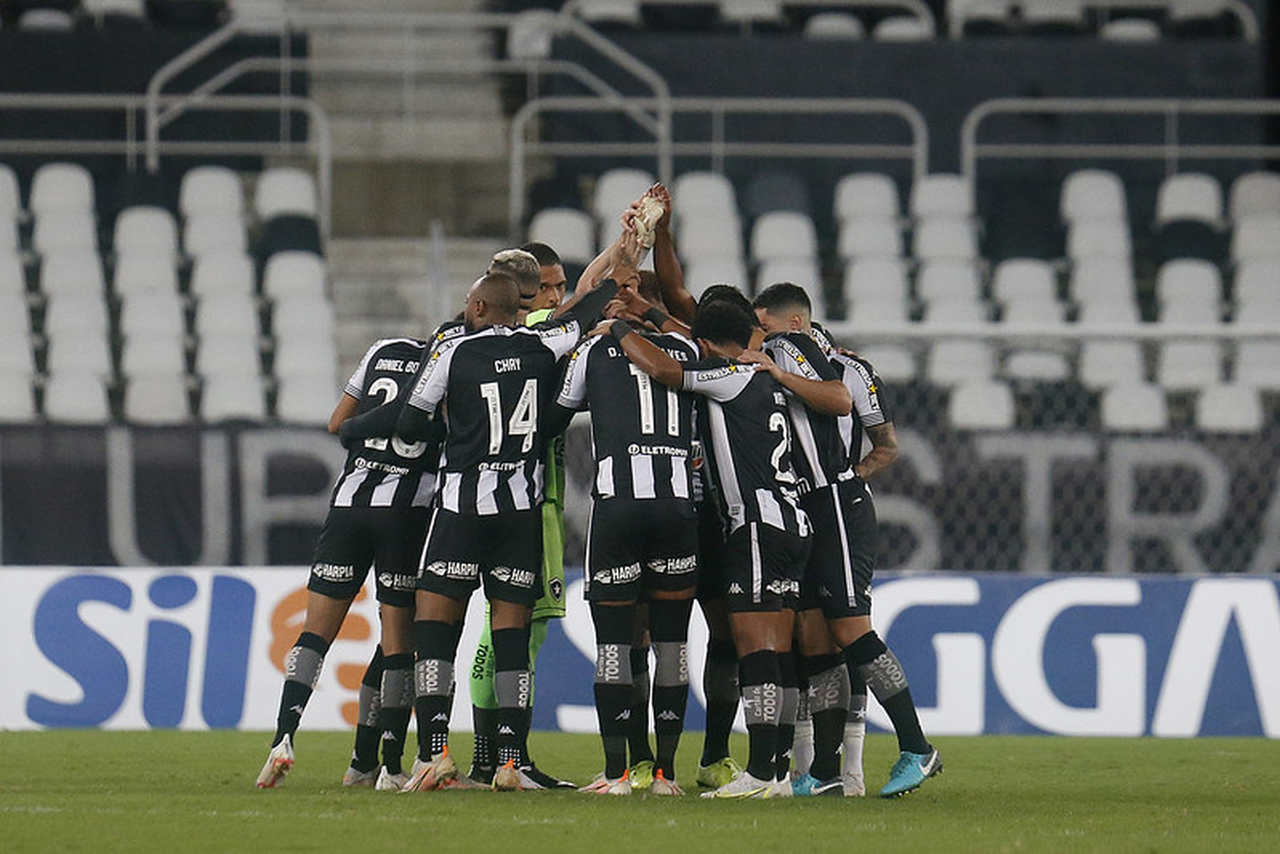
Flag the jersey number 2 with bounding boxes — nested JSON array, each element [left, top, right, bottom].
[[363, 377, 428, 458], [480, 379, 538, 454], [768, 411, 797, 484]]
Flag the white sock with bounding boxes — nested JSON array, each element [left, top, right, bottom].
[[842, 721, 865, 779], [793, 719, 814, 777]]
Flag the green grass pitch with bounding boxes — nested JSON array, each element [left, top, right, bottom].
[[2, 731, 1278, 853]]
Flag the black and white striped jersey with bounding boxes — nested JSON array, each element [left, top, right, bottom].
[[406, 319, 586, 516], [830, 350, 893, 466], [762, 330, 853, 494], [681, 358, 810, 537], [558, 331, 698, 502], [330, 337, 438, 510]]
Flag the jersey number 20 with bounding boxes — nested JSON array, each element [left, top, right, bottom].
[[363, 377, 428, 458]]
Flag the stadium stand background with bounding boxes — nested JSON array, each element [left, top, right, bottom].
[[0, 0, 1276, 574]]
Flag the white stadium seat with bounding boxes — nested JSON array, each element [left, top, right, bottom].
[[262, 251, 327, 300], [917, 260, 981, 304], [591, 168, 654, 223], [672, 172, 737, 221], [0, 252, 25, 296], [1004, 350, 1070, 382], [1231, 215, 1280, 263], [1100, 18, 1161, 41], [1021, 0, 1085, 28], [273, 295, 336, 337], [1156, 173, 1223, 226], [1060, 169, 1127, 223], [677, 217, 744, 262], [948, 379, 1015, 430], [1233, 259, 1277, 304], [196, 334, 262, 379], [856, 343, 916, 382], [276, 375, 337, 424], [0, 372, 36, 422], [184, 214, 248, 258], [1002, 298, 1064, 326], [1235, 341, 1280, 389], [191, 252, 256, 297], [926, 339, 995, 386], [847, 295, 909, 326], [873, 16, 934, 41], [119, 290, 185, 338], [114, 206, 179, 259], [0, 164, 20, 219], [180, 165, 244, 218], [1077, 299, 1140, 326], [1196, 384, 1263, 433], [40, 251, 105, 298], [43, 372, 110, 423], [909, 174, 971, 219], [683, 257, 748, 297], [273, 335, 338, 381], [201, 375, 267, 421], [756, 257, 821, 293], [0, 219, 16, 252], [0, 332, 34, 374], [834, 173, 899, 221], [125, 376, 191, 425], [0, 294, 29, 337], [751, 212, 818, 262], [1100, 383, 1168, 431], [254, 167, 318, 219], [837, 217, 903, 260], [528, 208, 594, 266], [1070, 258, 1135, 306], [1067, 218, 1131, 260], [46, 331, 112, 378], [923, 297, 988, 324], [1229, 172, 1280, 222], [120, 335, 187, 379], [1078, 340, 1144, 389], [197, 292, 260, 338], [575, 0, 642, 27], [1157, 341, 1221, 391], [843, 258, 909, 305], [113, 253, 179, 298], [33, 211, 98, 254], [993, 259, 1057, 305], [44, 293, 109, 337], [803, 11, 865, 39], [29, 162, 94, 214]]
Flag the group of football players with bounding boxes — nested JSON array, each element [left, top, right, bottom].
[[255, 182, 942, 800]]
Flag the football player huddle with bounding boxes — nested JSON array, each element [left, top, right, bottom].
[[255, 183, 941, 801]]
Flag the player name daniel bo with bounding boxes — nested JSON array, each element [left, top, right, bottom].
[[373, 358, 421, 374]]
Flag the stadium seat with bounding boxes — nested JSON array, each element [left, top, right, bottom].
[[952, 0, 1015, 37], [918, 260, 981, 304], [909, 174, 971, 219], [843, 258, 909, 305], [33, 211, 98, 254], [262, 251, 326, 300], [20, 8, 76, 28], [677, 216, 743, 262], [948, 379, 1015, 430], [672, 172, 737, 221], [0, 252, 25, 296], [40, 251, 105, 297], [185, 214, 248, 258], [1077, 299, 1140, 325], [120, 335, 186, 379], [913, 218, 978, 262], [719, 0, 785, 29], [528, 208, 594, 266], [114, 206, 179, 259], [201, 375, 267, 421], [834, 173, 899, 222], [837, 217, 903, 260], [591, 168, 654, 223], [1078, 340, 1145, 389], [993, 259, 1057, 305], [1230, 215, 1280, 263], [124, 376, 191, 425], [743, 172, 810, 219], [0, 165, 19, 220], [750, 212, 818, 262], [119, 290, 185, 338], [872, 15, 934, 40], [1233, 259, 1276, 305], [755, 258, 822, 301], [191, 252, 256, 297], [1067, 219, 1131, 260], [43, 294, 109, 339], [803, 12, 865, 39], [253, 167, 318, 220], [1157, 260, 1221, 319], [272, 295, 336, 338], [1228, 172, 1280, 221], [113, 252, 178, 298], [0, 331, 35, 374], [508, 9, 558, 60], [258, 214, 323, 260], [1002, 298, 1065, 326], [1060, 169, 1127, 223], [575, 0, 643, 28], [29, 162, 94, 215], [1021, 0, 1086, 34], [275, 375, 337, 424], [1195, 384, 1263, 433], [0, 293, 29, 338], [180, 165, 243, 218], [926, 339, 995, 385], [44, 325, 111, 375], [197, 292, 260, 337], [196, 334, 262, 378], [43, 372, 110, 423], [0, 218, 16, 252], [1004, 350, 1070, 382], [1156, 173, 1223, 227], [684, 257, 748, 296], [273, 335, 338, 382], [1157, 340, 1221, 390], [1168, 0, 1239, 37], [1153, 219, 1226, 266], [1099, 18, 1161, 40], [923, 297, 988, 324], [1235, 341, 1280, 388], [0, 372, 36, 422], [1100, 383, 1168, 431], [848, 295, 909, 326], [1069, 257, 1134, 306], [856, 343, 915, 382]]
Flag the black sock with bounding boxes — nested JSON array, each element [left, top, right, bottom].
[[700, 638, 738, 765], [591, 603, 634, 779], [491, 626, 532, 767], [471, 706, 497, 773], [273, 631, 330, 747], [378, 652, 414, 775], [413, 620, 460, 761], [628, 646, 655, 764], [844, 632, 930, 755], [804, 654, 847, 781], [775, 651, 800, 781], [650, 598, 693, 780], [739, 650, 781, 782], [351, 645, 385, 772]]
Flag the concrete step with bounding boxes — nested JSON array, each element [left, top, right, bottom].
[[330, 116, 507, 161]]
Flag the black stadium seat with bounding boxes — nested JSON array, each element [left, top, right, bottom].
[[256, 213, 322, 263]]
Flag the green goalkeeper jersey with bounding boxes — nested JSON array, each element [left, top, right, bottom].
[[527, 307, 567, 620]]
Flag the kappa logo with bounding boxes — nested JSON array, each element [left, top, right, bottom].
[[656, 710, 680, 721], [498, 725, 515, 735], [431, 713, 448, 722], [728, 583, 744, 595]]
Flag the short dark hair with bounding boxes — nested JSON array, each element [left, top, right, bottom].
[[519, 241, 562, 268], [692, 300, 754, 349], [699, 284, 755, 317], [753, 282, 811, 316], [474, 271, 521, 320]]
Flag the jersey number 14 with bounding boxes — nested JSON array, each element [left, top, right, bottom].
[[480, 379, 538, 454]]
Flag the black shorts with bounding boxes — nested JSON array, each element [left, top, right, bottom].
[[585, 497, 699, 601], [798, 478, 877, 618], [723, 521, 810, 613], [695, 500, 729, 602], [307, 506, 429, 607], [418, 507, 543, 606]]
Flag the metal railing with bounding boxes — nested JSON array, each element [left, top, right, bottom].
[[144, 10, 672, 181], [0, 93, 331, 239], [561, 0, 937, 33], [817, 321, 1280, 344], [509, 95, 928, 237], [961, 97, 1280, 194]]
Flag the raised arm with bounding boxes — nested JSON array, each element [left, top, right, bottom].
[[630, 184, 696, 323]]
